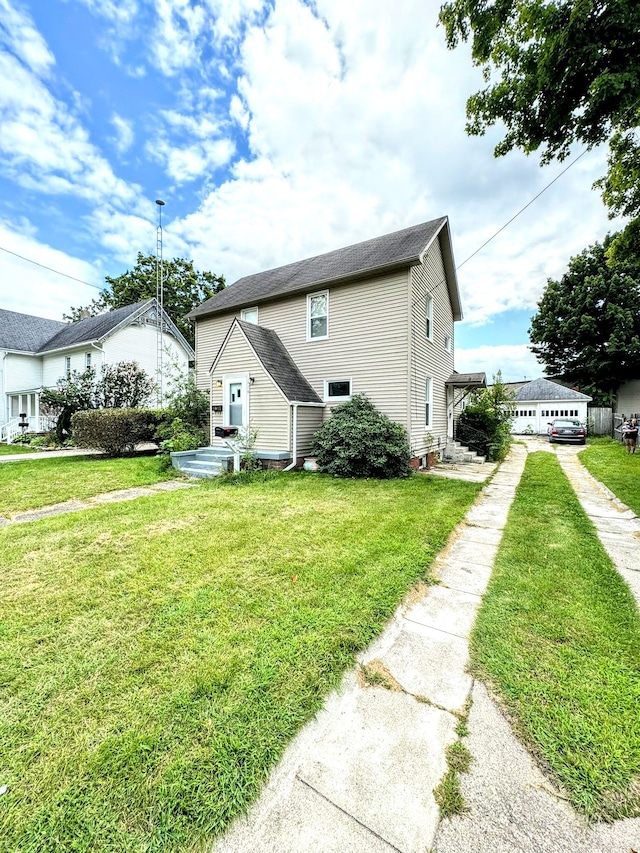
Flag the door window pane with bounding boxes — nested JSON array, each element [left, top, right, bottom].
[[229, 383, 243, 426]]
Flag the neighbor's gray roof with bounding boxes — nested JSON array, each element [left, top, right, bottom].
[[0, 299, 194, 357], [237, 320, 322, 403], [515, 377, 592, 402], [0, 308, 67, 352], [189, 218, 461, 319], [41, 300, 153, 352]]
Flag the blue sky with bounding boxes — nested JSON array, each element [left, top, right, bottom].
[[0, 0, 625, 381]]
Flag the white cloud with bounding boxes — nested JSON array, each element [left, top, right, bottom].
[[0, 219, 103, 320], [110, 113, 135, 153], [0, 0, 55, 75], [147, 136, 235, 183], [455, 344, 543, 384], [0, 51, 142, 209]]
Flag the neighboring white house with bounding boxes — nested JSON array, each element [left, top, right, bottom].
[[616, 380, 640, 419], [187, 218, 472, 468], [0, 298, 194, 442], [512, 377, 592, 434]]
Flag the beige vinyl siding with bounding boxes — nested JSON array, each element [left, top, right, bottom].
[[295, 406, 324, 457], [196, 270, 410, 427], [210, 324, 290, 451], [409, 238, 455, 456]]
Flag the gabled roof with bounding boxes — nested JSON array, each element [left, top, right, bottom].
[[0, 308, 67, 352], [214, 319, 322, 404], [0, 299, 194, 357], [515, 377, 592, 402], [189, 218, 462, 320]]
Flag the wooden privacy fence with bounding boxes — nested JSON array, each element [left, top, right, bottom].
[[588, 407, 613, 436]]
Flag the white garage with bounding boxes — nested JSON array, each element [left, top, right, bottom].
[[512, 378, 592, 435]]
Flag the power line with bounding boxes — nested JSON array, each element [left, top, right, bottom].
[[0, 243, 103, 290]]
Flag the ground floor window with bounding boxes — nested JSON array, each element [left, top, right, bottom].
[[425, 377, 433, 428], [324, 379, 351, 401]]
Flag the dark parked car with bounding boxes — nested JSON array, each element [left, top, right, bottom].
[[547, 418, 586, 444]]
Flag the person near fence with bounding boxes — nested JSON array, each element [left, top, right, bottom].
[[622, 418, 638, 454]]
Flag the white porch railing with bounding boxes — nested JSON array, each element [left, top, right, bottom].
[[1, 415, 57, 444]]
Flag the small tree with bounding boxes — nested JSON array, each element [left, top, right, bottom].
[[96, 361, 155, 408], [457, 373, 515, 461], [40, 368, 97, 443], [312, 395, 411, 478]]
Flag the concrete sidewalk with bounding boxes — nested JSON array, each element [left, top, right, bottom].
[[211, 439, 640, 853], [211, 444, 529, 853]]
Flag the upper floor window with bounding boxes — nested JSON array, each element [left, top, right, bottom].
[[425, 293, 433, 341], [241, 307, 258, 324], [444, 335, 452, 353], [65, 356, 71, 376], [85, 352, 92, 368], [308, 291, 328, 340]]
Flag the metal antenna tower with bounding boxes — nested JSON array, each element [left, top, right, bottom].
[[155, 199, 165, 406]]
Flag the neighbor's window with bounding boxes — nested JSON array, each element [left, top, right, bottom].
[[85, 352, 91, 368], [425, 376, 433, 428], [241, 307, 258, 324], [308, 291, 328, 340], [325, 379, 351, 400], [65, 356, 71, 376], [425, 293, 433, 341]]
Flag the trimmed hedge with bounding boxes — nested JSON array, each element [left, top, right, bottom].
[[71, 409, 161, 457]]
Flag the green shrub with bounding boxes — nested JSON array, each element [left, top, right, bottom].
[[71, 409, 159, 457], [457, 372, 515, 462], [156, 417, 207, 455], [311, 394, 411, 478]]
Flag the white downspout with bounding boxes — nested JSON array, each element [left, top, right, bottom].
[[283, 402, 299, 471]]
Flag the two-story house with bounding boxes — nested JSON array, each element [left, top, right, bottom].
[[187, 218, 464, 469], [1, 298, 194, 442]]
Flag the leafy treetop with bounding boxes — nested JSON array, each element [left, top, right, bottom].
[[65, 254, 224, 347], [439, 0, 640, 244], [529, 233, 640, 403]]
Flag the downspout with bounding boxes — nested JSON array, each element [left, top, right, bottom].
[[283, 402, 299, 471]]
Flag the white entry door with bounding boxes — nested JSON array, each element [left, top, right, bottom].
[[224, 376, 248, 429]]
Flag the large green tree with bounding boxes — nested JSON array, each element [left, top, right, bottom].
[[529, 234, 640, 404], [439, 0, 640, 241], [65, 254, 225, 347]]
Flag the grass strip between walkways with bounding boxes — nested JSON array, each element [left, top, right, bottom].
[[0, 455, 173, 515], [470, 451, 640, 821], [580, 436, 640, 517], [0, 471, 480, 853]]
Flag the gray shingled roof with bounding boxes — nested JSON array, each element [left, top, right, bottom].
[[1, 299, 194, 358], [446, 372, 486, 386], [41, 300, 152, 352], [237, 320, 322, 403], [515, 378, 592, 402], [189, 218, 452, 319], [0, 308, 67, 352]]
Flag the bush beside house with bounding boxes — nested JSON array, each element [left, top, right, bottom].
[[312, 395, 411, 478]]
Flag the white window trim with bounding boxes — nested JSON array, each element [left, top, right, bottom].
[[307, 290, 329, 341], [425, 293, 433, 342], [324, 378, 352, 402], [241, 307, 259, 324], [425, 377, 433, 429], [444, 334, 452, 353], [222, 373, 250, 430]]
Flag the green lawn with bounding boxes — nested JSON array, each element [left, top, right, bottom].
[[471, 451, 640, 821], [0, 455, 173, 515], [580, 437, 640, 516], [0, 444, 38, 455], [0, 472, 480, 853]]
